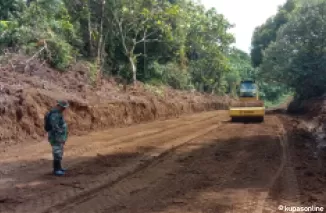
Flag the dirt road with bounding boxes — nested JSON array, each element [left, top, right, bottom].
[[0, 111, 311, 213]]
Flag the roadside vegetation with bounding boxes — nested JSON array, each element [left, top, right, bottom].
[[251, 0, 326, 104], [0, 0, 289, 104]]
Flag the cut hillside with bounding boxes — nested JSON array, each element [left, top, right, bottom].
[[287, 96, 326, 128], [0, 55, 232, 150], [286, 96, 326, 163]]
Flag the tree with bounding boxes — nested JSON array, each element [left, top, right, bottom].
[[1, 0, 247, 96], [26, 0, 37, 7], [2, 0, 80, 70], [260, 0, 326, 99], [0, 0, 24, 20], [183, 4, 234, 93], [225, 48, 253, 95], [108, 0, 178, 85], [250, 0, 297, 67]]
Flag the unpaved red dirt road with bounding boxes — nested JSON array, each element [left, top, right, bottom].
[[0, 111, 320, 213]]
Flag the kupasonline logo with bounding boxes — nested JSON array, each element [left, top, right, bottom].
[[278, 205, 324, 212]]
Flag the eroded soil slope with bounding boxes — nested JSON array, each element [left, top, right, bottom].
[[0, 55, 231, 150]]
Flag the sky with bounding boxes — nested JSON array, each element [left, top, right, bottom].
[[199, 0, 287, 53]]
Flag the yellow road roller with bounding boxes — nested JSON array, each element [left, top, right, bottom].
[[229, 80, 265, 122]]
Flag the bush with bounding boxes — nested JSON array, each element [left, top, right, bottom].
[[0, 0, 80, 71], [45, 38, 76, 71], [150, 61, 191, 90], [146, 78, 164, 86], [144, 84, 165, 97]]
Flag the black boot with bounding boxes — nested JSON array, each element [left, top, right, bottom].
[[53, 160, 58, 172], [53, 160, 64, 176], [59, 160, 66, 172]]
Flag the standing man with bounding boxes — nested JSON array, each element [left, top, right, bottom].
[[45, 100, 69, 176]]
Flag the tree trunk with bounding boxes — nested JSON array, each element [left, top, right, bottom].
[[199, 82, 204, 92], [97, 0, 105, 63], [96, 0, 106, 86], [87, 0, 93, 57], [144, 32, 147, 79], [211, 82, 218, 95], [123, 78, 127, 92], [129, 55, 137, 87]]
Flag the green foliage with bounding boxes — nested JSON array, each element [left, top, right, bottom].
[[144, 83, 165, 97], [247, 0, 325, 101], [172, 2, 235, 94], [224, 47, 290, 102], [86, 61, 98, 85], [1, 0, 80, 70], [0, 20, 19, 48], [250, 0, 297, 67], [258, 82, 290, 102], [0, 0, 25, 20], [149, 61, 191, 90], [264, 94, 292, 108], [2, 0, 278, 99], [260, 0, 326, 99], [45, 38, 76, 71], [225, 48, 260, 96], [103, 0, 236, 93]]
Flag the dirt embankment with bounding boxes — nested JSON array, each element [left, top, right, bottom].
[[279, 96, 326, 206], [287, 96, 326, 146], [0, 55, 232, 149], [277, 114, 326, 207]]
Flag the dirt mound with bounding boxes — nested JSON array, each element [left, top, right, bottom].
[[0, 55, 232, 149], [287, 96, 326, 115], [287, 96, 326, 138]]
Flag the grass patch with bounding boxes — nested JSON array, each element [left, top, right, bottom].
[[144, 83, 165, 98]]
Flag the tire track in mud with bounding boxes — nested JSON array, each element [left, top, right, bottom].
[[47, 115, 286, 213], [43, 124, 221, 213], [255, 116, 301, 213], [203, 117, 285, 213], [60, 112, 221, 163], [1, 112, 216, 158], [250, 116, 301, 213], [1, 113, 297, 213], [252, 116, 288, 213], [0, 111, 227, 213], [0, 112, 222, 175]]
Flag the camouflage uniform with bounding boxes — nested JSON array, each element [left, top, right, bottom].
[[46, 102, 68, 177], [48, 108, 68, 161]]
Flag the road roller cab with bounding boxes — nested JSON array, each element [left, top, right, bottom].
[[229, 80, 265, 122]]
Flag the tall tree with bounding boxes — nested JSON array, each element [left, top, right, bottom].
[[1, 0, 247, 96], [108, 0, 178, 85], [250, 0, 297, 67], [261, 0, 326, 99]]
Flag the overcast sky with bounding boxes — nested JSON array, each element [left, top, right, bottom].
[[199, 0, 287, 53]]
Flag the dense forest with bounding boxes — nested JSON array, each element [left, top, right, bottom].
[[0, 0, 264, 99], [2, 0, 326, 105], [252, 0, 326, 101]]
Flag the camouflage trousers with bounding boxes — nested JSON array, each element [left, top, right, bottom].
[[51, 143, 64, 161]]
